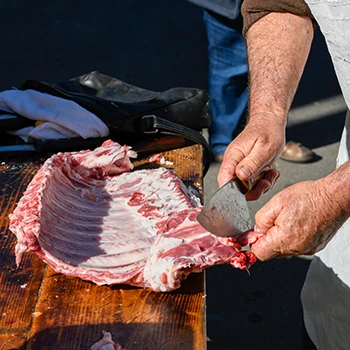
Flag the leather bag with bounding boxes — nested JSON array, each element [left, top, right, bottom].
[[21, 71, 211, 174]]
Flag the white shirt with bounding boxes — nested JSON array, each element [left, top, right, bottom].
[[301, 1, 350, 349]]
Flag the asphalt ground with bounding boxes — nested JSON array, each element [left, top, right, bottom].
[[0, 1, 346, 349]]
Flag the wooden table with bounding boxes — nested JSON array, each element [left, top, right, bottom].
[[0, 138, 206, 350]]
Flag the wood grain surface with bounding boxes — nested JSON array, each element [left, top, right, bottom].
[[0, 140, 206, 350]]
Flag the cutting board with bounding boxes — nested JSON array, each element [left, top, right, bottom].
[[0, 137, 207, 350]]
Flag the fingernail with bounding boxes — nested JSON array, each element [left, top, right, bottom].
[[240, 166, 252, 178], [263, 184, 271, 194], [271, 172, 281, 189]]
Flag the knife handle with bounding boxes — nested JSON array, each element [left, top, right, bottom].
[[239, 172, 266, 193]]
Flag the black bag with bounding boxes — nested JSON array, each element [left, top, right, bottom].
[[21, 71, 211, 175]]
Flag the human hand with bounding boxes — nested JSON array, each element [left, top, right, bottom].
[[250, 179, 350, 261], [217, 116, 285, 199]]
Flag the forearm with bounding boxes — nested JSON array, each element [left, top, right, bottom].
[[322, 161, 350, 221], [247, 12, 314, 126]]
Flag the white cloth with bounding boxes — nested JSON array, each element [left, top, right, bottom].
[[301, 1, 350, 349], [0, 89, 110, 140]]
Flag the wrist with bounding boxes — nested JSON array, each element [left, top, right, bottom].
[[321, 162, 350, 218], [248, 112, 287, 129]]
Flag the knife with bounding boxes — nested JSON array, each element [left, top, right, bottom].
[[197, 173, 264, 237]]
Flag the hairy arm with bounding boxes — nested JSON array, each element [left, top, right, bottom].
[[230, 4, 350, 260], [218, 12, 314, 186], [248, 12, 313, 127]]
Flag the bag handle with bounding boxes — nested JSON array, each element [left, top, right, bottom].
[[20, 79, 211, 175]]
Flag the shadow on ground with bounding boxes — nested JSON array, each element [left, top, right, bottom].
[[286, 111, 345, 152], [206, 257, 312, 350]]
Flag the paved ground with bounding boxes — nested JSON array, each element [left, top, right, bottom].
[[0, 1, 346, 349]]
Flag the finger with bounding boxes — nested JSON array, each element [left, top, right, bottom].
[[246, 179, 271, 201], [217, 147, 245, 187], [269, 169, 281, 189], [236, 147, 276, 182], [264, 169, 280, 187], [250, 226, 281, 261], [245, 170, 280, 201]]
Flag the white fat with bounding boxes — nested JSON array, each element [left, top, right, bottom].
[[159, 157, 174, 166], [143, 236, 183, 292]]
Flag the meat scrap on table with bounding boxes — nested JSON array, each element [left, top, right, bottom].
[[9, 140, 260, 292], [149, 153, 174, 166], [90, 331, 125, 350]]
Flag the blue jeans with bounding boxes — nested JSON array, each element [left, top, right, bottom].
[[203, 10, 248, 156]]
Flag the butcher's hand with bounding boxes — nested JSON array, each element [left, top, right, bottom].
[[218, 117, 285, 200], [251, 167, 350, 261]]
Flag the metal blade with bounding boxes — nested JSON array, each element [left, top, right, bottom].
[[197, 179, 252, 237]]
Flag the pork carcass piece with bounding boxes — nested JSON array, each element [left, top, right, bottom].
[[9, 140, 259, 292]]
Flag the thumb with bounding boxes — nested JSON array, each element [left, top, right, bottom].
[[236, 147, 274, 182], [250, 225, 281, 261], [254, 196, 282, 234], [250, 198, 283, 261]]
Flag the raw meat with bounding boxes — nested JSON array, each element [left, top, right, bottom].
[[9, 140, 258, 292], [91, 331, 125, 350]]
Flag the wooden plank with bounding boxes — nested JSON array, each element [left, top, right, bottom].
[[134, 144, 203, 192], [0, 333, 27, 350], [0, 142, 206, 349], [26, 268, 205, 349], [0, 162, 47, 349]]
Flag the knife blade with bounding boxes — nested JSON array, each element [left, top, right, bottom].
[[197, 173, 264, 237]]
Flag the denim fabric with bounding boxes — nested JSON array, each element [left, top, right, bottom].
[[187, 0, 240, 19], [203, 10, 248, 156]]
